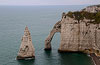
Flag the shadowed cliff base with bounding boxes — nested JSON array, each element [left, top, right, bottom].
[[58, 49, 85, 53], [17, 56, 35, 60], [44, 48, 52, 51]]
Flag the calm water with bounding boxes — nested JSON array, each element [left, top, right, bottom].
[[0, 5, 94, 65]]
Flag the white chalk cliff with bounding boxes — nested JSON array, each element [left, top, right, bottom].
[[17, 26, 35, 60], [59, 16, 100, 53], [45, 5, 100, 56]]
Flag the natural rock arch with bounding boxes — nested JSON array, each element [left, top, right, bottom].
[[44, 21, 61, 50]]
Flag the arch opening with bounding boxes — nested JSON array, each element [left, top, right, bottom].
[[44, 21, 61, 51]]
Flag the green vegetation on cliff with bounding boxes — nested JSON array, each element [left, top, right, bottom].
[[94, 5, 100, 7], [67, 11, 100, 24]]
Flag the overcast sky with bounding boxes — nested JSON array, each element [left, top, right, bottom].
[[0, 0, 99, 5]]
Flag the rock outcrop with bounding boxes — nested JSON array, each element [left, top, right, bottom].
[[45, 21, 61, 50], [45, 4, 100, 56], [17, 26, 35, 60], [82, 5, 100, 13]]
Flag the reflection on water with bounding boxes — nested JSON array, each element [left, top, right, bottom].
[[44, 50, 52, 57], [0, 5, 93, 65], [17, 59, 35, 65], [58, 52, 93, 65], [16, 51, 93, 65]]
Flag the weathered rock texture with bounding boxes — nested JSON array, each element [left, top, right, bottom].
[[59, 16, 100, 53], [82, 5, 100, 13], [45, 4, 100, 56], [45, 21, 61, 50], [17, 26, 35, 60]]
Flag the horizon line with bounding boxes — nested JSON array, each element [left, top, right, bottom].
[[0, 4, 94, 6]]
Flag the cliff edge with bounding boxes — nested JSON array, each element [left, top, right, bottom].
[[45, 4, 100, 57]]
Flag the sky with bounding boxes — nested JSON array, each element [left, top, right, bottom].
[[0, 0, 99, 5]]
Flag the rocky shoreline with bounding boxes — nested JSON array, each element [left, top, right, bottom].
[[90, 53, 100, 65]]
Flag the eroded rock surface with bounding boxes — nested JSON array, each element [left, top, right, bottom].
[[45, 21, 61, 50], [17, 26, 35, 60], [82, 5, 100, 13], [45, 4, 100, 56], [59, 16, 100, 53]]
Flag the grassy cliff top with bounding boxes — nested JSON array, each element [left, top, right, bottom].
[[65, 4, 100, 24], [66, 11, 100, 24], [90, 4, 100, 7]]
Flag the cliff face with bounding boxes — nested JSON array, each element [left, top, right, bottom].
[[45, 5, 100, 56], [59, 16, 100, 53]]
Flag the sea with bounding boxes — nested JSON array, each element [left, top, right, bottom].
[[0, 5, 94, 65]]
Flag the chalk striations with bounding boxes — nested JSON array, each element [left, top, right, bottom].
[[59, 16, 100, 53], [45, 4, 100, 56]]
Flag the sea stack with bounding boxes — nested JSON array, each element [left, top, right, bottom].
[[17, 26, 35, 60]]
